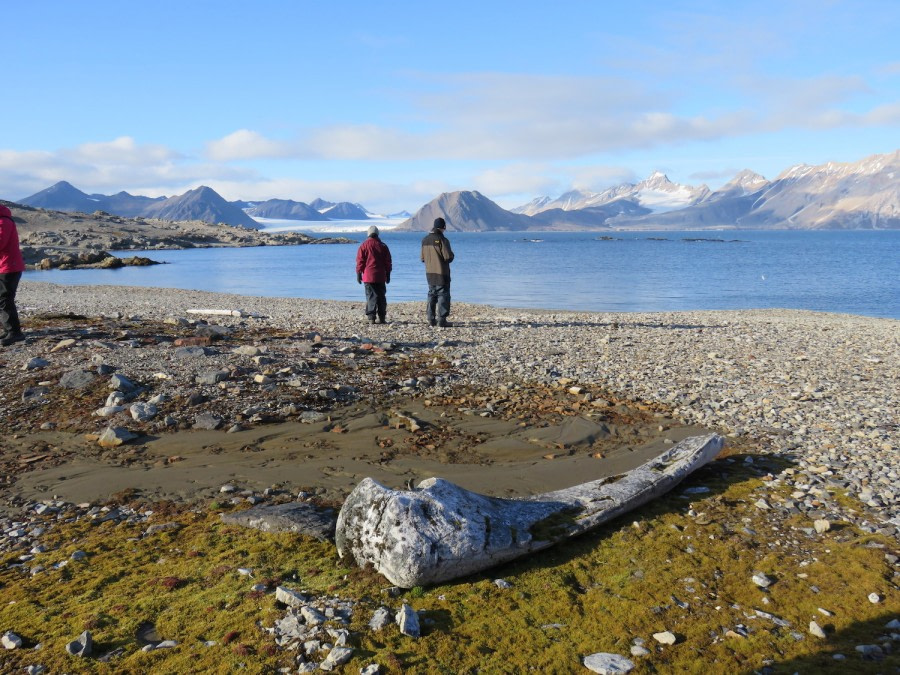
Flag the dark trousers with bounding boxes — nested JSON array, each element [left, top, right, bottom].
[[0, 272, 22, 335], [364, 282, 387, 320], [427, 283, 451, 323]]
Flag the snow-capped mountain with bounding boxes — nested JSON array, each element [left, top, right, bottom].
[[516, 172, 710, 216]]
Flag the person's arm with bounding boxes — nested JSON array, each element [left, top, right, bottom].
[[0, 220, 12, 252], [386, 247, 392, 283], [356, 246, 365, 283], [442, 237, 454, 263]]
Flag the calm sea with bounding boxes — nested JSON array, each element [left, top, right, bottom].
[[24, 228, 900, 320]]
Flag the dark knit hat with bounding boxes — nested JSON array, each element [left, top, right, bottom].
[[433, 217, 446, 229]]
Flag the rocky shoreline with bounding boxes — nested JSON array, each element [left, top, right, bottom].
[[0, 282, 897, 672], [2, 201, 354, 267], [2, 282, 897, 532]]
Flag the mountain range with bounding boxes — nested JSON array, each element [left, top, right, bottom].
[[18, 149, 900, 232], [397, 149, 900, 231], [19, 183, 376, 229]]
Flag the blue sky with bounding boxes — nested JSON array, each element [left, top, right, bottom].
[[2, 0, 898, 213]]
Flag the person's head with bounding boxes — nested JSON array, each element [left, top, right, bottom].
[[367, 225, 379, 238], [0, 205, 12, 221], [433, 217, 446, 230]]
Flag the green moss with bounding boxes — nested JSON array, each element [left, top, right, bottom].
[[1, 471, 897, 673]]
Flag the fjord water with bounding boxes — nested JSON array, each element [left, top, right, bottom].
[[26, 230, 900, 319]]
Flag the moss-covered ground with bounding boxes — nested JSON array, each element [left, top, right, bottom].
[[1, 451, 897, 674]]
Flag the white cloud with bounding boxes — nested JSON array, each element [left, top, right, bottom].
[[206, 129, 293, 161], [63, 136, 179, 165]]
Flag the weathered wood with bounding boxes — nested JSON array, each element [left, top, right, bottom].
[[335, 433, 724, 587]]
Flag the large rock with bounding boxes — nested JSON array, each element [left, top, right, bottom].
[[336, 434, 723, 587]]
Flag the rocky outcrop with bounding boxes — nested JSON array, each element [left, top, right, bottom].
[[3, 201, 354, 266]]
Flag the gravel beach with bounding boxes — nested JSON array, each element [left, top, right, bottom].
[[1, 281, 898, 673], [4, 281, 897, 536]]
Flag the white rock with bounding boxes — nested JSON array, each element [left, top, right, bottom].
[[653, 631, 677, 645], [396, 603, 420, 638], [583, 652, 635, 673], [752, 572, 775, 588], [813, 519, 831, 533], [275, 586, 307, 608], [319, 645, 353, 671], [809, 621, 827, 638], [868, 592, 882, 604], [1, 631, 23, 650]]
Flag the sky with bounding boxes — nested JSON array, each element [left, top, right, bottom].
[[2, 0, 899, 214]]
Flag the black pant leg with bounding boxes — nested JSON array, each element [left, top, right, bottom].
[[0, 272, 21, 334]]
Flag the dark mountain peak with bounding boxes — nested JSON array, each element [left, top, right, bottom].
[[20, 181, 95, 211], [398, 190, 533, 231], [321, 202, 369, 220], [245, 199, 329, 221], [310, 198, 335, 211]]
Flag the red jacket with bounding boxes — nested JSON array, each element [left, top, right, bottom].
[[0, 205, 25, 274], [355, 236, 392, 283]]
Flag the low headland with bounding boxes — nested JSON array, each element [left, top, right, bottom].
[[0, 282, 897, 673], [2, 201, 353, 269]]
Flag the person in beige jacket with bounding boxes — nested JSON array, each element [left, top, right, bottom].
[[420, 217, 455, 327]]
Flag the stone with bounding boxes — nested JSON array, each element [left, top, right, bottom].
[[23, 357, 50, 371], [110, 374, 139, 392], [59, 369, 95, 389], [583, 652, 636, 674], [106, 391, 126, 406], [174, 346, 210, 358], [65, 630, 93, 657], [396, 603, 420, 638], [809, 621, 827, 638], [196, 369, 229, 385], [97, 426, 138, 448], [653, 631, 677, 645], [93, 405, 125, 417], [868, 592, 882, 604], [368, 607, 393, 631], [319, 645, 353, 671], [1, 630, 23, 649], [814, 519, 831, 533], [193, 413, 223, 430], [130, 402, 158, 422], [360, 665, 381, 675], [752, 571, 775, 588], [50, 338, 77, 351], [301, 606, 326, 626]]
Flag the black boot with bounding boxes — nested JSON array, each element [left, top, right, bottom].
[[1, 331, 25, 346]]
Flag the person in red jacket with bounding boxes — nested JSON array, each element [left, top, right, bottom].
[[0, 204, 26, 346], [355, 225, 392, 324]]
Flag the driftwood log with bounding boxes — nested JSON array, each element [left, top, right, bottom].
[[335, 433, 724, 587]]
